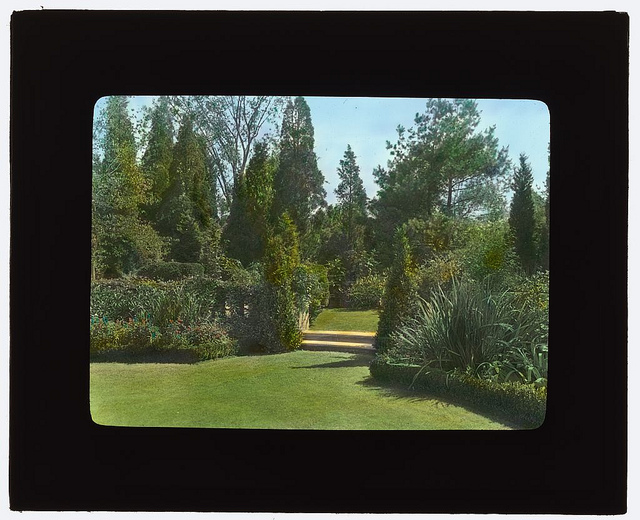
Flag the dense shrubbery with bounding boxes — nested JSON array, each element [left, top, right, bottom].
[[345, 273, 386, 310], [136, 261, 205, 281], [369, 357, 546, 429], [89, 316, 162, 357], [293, 263, 330, 321]]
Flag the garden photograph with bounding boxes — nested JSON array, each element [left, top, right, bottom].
[[90, 95, 550, 430]]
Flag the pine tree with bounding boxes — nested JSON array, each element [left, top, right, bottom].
[[509, 153, 537, 274], [272, 96, 326, 234]]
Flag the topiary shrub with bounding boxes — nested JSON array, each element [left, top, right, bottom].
[[136, 261, 204, 281], [376, 228, 418, 353]]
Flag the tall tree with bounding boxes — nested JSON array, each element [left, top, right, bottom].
[[371, 99, 510, 251], [272, 96, 326, 234], [222, 141, 276, 266], [509, 153, 537, 274], [156, 117, 213, 263], [92, 96, 165, 277], [335, 144, 367, 246], [140, 96, 175, 220], [169, 95, 283, 215]]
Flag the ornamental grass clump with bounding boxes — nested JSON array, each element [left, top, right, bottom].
[[390, 277, 548, 383]]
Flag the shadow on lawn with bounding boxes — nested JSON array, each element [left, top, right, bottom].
[[357, 376, 520, 429], [292, 352, 374, 369]]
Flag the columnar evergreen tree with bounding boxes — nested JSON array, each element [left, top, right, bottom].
[[92, 96, 165, 277], [140, 96, 175, 220], [223, 141, 275, 266], [376, 227, 417, 352], [335, 144, 367, 246], [509, 153, 537, 274], [156, 117, 214, 263], [261, 213, 303, 352], [272, 96, 326, 235]]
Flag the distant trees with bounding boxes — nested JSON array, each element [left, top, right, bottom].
[[335, 144, 367, 247]]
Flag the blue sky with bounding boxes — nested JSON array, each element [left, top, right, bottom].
[[109, 95, 550, 205]]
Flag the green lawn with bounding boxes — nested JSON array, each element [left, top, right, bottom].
[[90, 350, 511, 430], [309, 308, 379, 332]]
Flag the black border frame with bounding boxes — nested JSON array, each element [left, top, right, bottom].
[[10, 10, 628, 513]]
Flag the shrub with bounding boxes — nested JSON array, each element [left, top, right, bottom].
[[376, 228, 418, 352], [90, 316, 162, 358], [90, 278, 166, 321], [159, 320, 237, 361], [369, 357, 546, 429], [293, 263, 330, 320], [346, 273, 386, 310], [136, 261, 205, 281]]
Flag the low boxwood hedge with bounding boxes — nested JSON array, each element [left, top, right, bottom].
[[370, 357, 546, 429]]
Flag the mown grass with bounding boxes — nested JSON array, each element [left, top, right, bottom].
[[90, 350, 511, 430], [310, 308, 379, 332]]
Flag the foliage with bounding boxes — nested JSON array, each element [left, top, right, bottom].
[[158, 320, 238, 361], [156, 117, 213, 263], [346, 274, 386, 310], [169, 95, 283, 214], [376, 228, 418, 352], [140, 96, 175, 220], [136, 261, 205, 281], [369, 357, 546, 429], [222, 140, 275, 265], [335, 144, 368, 248], [272, 96, 326, 235], [389, 276, 548, 383], [292, 263, 330, 321], [370, 99, 510, 260], [92, 96, 166, 277], [509, 153, 537, 274], [90, 316, 162, 357]]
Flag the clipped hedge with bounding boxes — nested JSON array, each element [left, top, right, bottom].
[[370, 357, 546, 429], [136, 261, 205, 281]]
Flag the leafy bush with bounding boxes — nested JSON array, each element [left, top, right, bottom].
[[136, 261, 205, 281], [346, 273, 386, 310], [370, 357, 546, 429], [90, 316, 162, 357], [293, 263, 330, 320], [159, 320, 237, 361]]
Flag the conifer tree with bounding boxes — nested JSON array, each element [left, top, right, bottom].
[[223, 141, 275, 266], [140, 96, 175, 220], [157, 117, 213, 263], [376, 227, 417, 352], [509, 153, 537, 274], [272, 96, 326, 235], [335, 144, 367, 246]]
